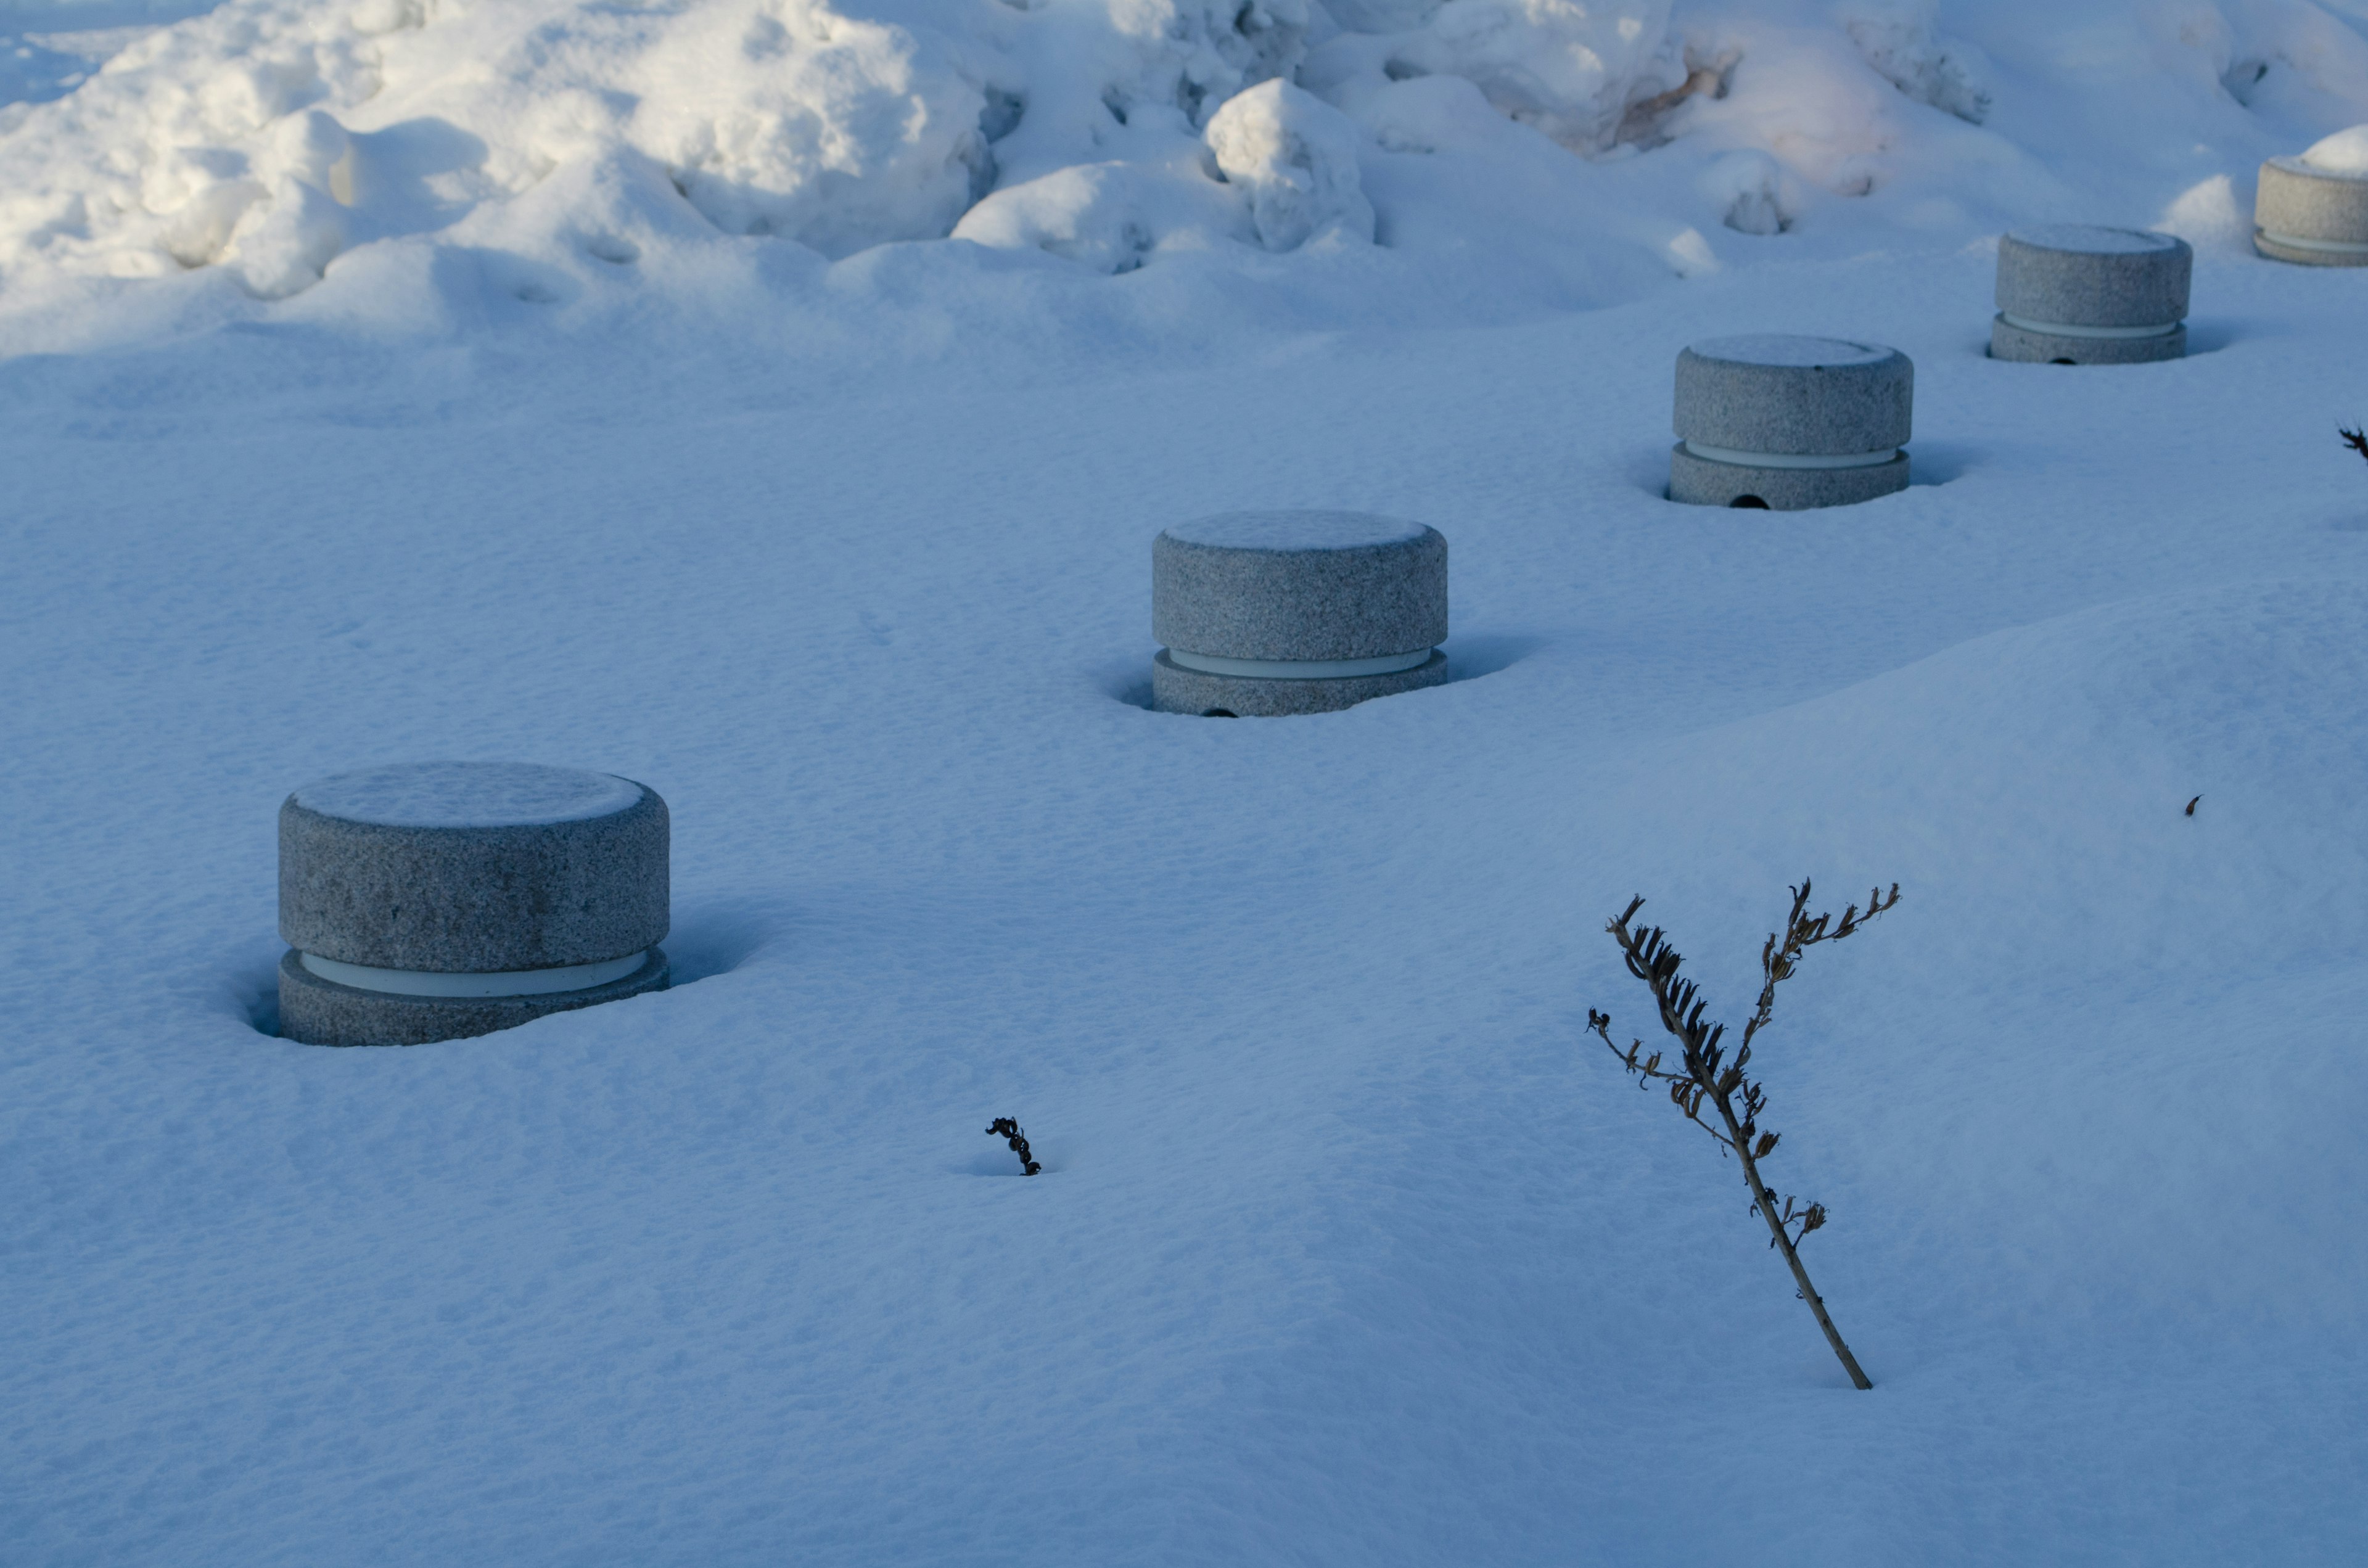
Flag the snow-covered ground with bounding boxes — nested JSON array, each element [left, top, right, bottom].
[[5, 1, 2368, 1562]]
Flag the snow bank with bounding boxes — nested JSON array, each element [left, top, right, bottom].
[[7, 0, 2368, 332], [0, 0, 1014, 289], [0, 0, 1325, 293], [1306, 0, 1677, 153]]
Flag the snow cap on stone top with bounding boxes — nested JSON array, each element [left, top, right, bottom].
[[293, 762, 645, 829], [1687, 334, 1894, 369], [2006, 224, 2179, 254], [1163, 511, 1432, 551], [2301, 125, 2368, 174]]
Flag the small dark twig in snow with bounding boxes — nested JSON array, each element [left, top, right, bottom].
[[2342, 426, 2368, 465], [987, 1117, 1042, 1175]]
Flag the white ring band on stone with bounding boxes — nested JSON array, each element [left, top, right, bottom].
[[1681, 441, 1900, 471], [1997, 311, 2181, 340], [299, 949, 651, 998], [1165, 647, 1436, 679], [2257, 229, 2368, 255]]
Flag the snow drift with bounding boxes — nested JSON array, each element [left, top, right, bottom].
[[7, 0, 2368, 327]]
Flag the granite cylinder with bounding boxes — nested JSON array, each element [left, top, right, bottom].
[[1669, 335, 1914, 510], [277, 761, 670, 1046], [1151, 512, 1449, 717], [2255, 133, 2368, 266], [1990, 224, 2191, 364]]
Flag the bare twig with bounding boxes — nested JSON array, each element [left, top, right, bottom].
[[1589, 879, 1899, 1390], [986, 1117, 1042, 1176], [2342, 425, 2368, 464]]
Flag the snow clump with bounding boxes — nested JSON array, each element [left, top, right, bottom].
[[1203, 80, 1375, 250], [2300, 120, 2368, 171], [623, 0, 999, 257]]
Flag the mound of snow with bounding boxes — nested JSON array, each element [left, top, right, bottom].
[[1204, 79, 1374, 250], [1305, 0, 1678, 153], [2301, 119, 2368, 169], [0, 0, 1019, 290], [6, 0, 2368, 334], [1836, 0, 1990, 125], [625, 0, 997, 257]]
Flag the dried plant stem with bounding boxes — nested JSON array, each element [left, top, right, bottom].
[[1590, 879, 1897, 1392], [1719, 1084, 1872, 1389], [986, 1117, 1042, 1176]]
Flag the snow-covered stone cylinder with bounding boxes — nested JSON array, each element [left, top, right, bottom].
[[1669, 335, 1914, 510], [1990, 225, 2190, 364], [277, 761, 670, 1047], [2255, 128, 2368, 266], [1151, 512, 1449, 718]]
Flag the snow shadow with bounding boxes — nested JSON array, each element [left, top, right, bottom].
[[664, 898, 780, 983], [233, 956, 282, 1038], [1098, 655, 1157, 710], [954, 1148, 1063, 1177], [1634, 445, 1973, 500], [1099, 637, 1536, 712], [1443, 633, 1542, 679], [430, 245, 582, 311], [1907, 440, 1979, 486], [1971, 323, 2230, 363], [2182, 318, 2238, 356]]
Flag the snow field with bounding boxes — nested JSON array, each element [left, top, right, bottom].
[[4, 0, 2368, 1561], [5, 236, 2368, 1560]]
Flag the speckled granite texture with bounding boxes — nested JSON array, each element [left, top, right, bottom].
[[1672, 336, 1914, 456], [279, 765, 670, 972], [1153, 512, 1447, 662], [2255, 157, 2368, 266], [1667, 445, 1910, 510], [1151, 650, 1449, 716], [1994, 226, 2190, 327], [278, 948, 671, 1048]]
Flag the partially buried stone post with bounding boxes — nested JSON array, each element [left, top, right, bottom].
[[1669, 335, 1913, 511], [277, 761, 670, 1046], [1151, 511, 1448, 717], [1990, 224, 2190, 364], [2255, 126, 2368, 266]]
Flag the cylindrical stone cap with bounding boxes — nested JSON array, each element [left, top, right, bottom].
[[279, 761, 670, 972], [1673, 335, 1913, 456], [1152, 512, 1448, 662], [2256, 155, 2368, 244], [1996, 225, 2190, 326]]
